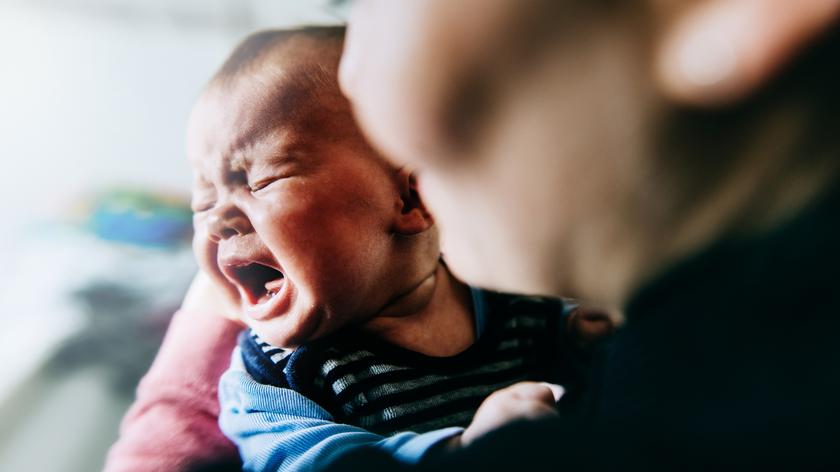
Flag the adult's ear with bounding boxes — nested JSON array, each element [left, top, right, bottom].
[[655, 0, 840, 107], [393, 168, 435, 235]]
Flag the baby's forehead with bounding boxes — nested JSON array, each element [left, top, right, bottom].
[[216, 32, 344, 113], [188, 67, 356, 171], [251, 71, 348, 140]]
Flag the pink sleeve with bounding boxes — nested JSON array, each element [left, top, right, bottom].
[[104, 308, 242, 472]]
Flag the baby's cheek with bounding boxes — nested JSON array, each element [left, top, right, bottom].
[[191, 228, 214, 272], [191, 227, 237, 305]]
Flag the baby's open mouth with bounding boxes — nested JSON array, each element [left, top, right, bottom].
[[228, 263, 285, 306]]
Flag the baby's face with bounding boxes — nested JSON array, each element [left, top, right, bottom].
[[187, 75, 404, 348]]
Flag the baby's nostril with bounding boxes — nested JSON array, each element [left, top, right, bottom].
[[220, 227, 239, 239]]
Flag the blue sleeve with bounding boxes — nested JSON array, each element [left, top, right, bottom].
[[219, 348, 464, 472]]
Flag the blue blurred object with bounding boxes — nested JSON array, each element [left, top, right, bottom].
[[86, 189, 193, 247]]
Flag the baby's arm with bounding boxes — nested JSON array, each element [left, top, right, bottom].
[[219, 349, 463, 472]]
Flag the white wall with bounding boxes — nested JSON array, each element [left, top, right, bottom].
[[0, 0, 343, 232]]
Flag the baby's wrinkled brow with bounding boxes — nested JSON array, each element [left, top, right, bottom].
[[228, 154, 248, 173]]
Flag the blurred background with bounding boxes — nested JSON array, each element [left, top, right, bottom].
[[0, 1, 345, 470]]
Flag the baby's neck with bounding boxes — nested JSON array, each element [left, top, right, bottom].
[[361, 263, 475, 357]]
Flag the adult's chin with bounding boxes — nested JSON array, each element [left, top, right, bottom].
[[443, 231, 561, 298]]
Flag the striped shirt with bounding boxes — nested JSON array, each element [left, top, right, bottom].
[[239, 289, 569, 436]]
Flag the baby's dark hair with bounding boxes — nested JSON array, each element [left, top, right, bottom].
[[204, 25, 357, 140], [212, 26, 345, 87]]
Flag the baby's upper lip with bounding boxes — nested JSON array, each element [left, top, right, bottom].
[[219, 252, 281, 272]]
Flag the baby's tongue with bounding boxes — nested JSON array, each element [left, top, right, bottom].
[[265, 278, 284, 293], [257, 278, 284, 305]]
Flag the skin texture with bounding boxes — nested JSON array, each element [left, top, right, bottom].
[[188, 33, 474, 354]]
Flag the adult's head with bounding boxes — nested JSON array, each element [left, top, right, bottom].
[[339, 0, 840, 310]]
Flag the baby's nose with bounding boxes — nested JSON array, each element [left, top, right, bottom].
[[206, 203, 253, 242]]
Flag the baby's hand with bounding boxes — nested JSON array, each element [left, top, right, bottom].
[[457, 382, 563, 447]]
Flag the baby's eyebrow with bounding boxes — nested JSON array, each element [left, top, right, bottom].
[[246, 129, 308, 167], [228, 153, 249, 173], [265, 149, 302, 164], [243, 152, 301, 181]]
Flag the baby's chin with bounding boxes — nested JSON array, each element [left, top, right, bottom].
[[245, 309, 324, 350]]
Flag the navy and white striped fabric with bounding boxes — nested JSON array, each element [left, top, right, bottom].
[[239, 289, 567, 436]]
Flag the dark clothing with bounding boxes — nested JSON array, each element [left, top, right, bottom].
[[323, 186, 840, 470], [239, 290, 573, 436]]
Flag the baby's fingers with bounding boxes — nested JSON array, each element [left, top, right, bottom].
[[460, 382, 562, 446], [501, 381, 564, 405]]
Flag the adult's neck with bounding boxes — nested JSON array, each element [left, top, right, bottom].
[[361, 262, 475, 357]]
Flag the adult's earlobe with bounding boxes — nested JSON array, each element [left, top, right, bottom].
[[655, 0, 840, 107]]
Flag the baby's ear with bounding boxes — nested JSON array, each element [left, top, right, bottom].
[[393, 167, 435, 235]]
